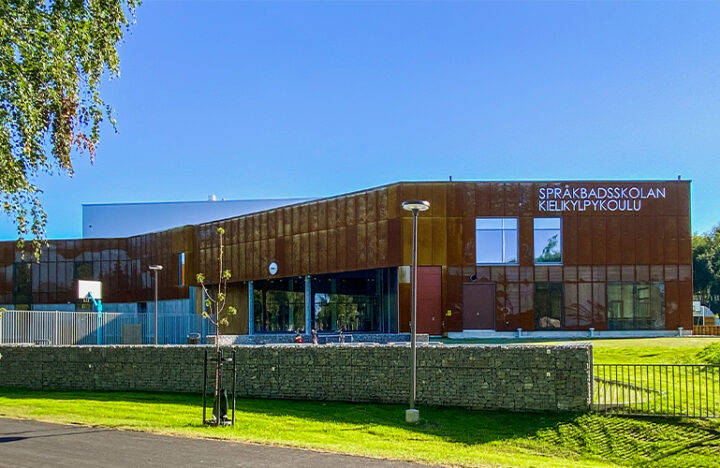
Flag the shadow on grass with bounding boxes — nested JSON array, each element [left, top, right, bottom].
[[0, 386, 582, 446], [1, 386, 718, 463]]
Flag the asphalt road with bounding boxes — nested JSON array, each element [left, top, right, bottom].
[[0, 418, 429, 468]]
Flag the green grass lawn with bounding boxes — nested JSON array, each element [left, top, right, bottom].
[[435, 336, 720, 364], [1, 338, 719, 467], [0, 388, 718, 468]]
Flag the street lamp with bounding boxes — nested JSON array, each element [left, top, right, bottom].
[[149, 265, 163, 345], [402, 200, 430, 423]]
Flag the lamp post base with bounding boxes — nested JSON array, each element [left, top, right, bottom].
[[405, 408, 420, 423]]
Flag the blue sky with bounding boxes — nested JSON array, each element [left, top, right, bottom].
[[2, 0, 719, 239]]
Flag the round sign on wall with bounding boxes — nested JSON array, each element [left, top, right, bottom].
[[268, 262, 278, 275]]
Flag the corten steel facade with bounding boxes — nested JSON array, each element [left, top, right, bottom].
[[0, 180, 693, 334]]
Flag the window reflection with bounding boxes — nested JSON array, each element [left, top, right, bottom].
[[607, 282, 664, 330], [534, 218, 562, 264], [475, 218, 518, 264], [535, 282, 563, 330], [253, 277, 306, 333]]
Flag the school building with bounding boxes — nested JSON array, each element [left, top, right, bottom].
[[0, 180, 693, 337]]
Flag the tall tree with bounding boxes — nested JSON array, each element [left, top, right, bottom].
[[0, 0, 138, 254], [693, 225, 720, 312]]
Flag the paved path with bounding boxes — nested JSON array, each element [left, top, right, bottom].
[[0, 418, 428, 468]]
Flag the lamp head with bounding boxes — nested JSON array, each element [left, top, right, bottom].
[[149, 265, 163, 271], [402, 200, 430, 212]]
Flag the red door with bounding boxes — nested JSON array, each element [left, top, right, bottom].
[[416, 266, 442, 335], [463, 283, 495, 329]]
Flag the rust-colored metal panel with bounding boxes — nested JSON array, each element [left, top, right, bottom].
[[431, 218, 447, 266], [336, 197, 346, 227], [649, 216, 664, 265], [326, 229, 337, 272], [664, 280, 679, 330], [474, 183, 490, 216], [356, 224, 367, 269], [346, 196, 356, 227], [578, 217, 593, 265], [461, 217, 474, 265], [266, 211, 276, 240], [431, 183, 448, 218], [343, 225, 355, 271], [376, 220, 388, 266], [563, 216, 578, 265], [336, 226, 347, 271], [387, 218, 402, 266], [366, 222, 377, 267], [260, 212, 269, 241], [505, 184, 520, 216], [417, 217, 433, 266], [490, 183, 504, 216], [620, 217, 635, 264], [316, 230, 327, 273], [300, 233, 310, 273], [605, 217, 621, 264], [634, 217, 650, 265], [309, 202, 319, 232], [274, 238, 285, 277], [366, 190, 377, 223], [463, 282, 495, 329], [676, 279, 694, 329], [291, 235, 301, 276], [416, 266, 442, 335], [309, 231, 319, 273], [664, 217, 679, 264], [357, 192, 367, 224], [519, 217, 533, 266]]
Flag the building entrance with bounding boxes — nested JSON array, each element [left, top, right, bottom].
[[463, 283, 495, 329]]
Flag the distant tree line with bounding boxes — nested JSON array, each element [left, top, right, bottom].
[[693, 225, 720, 312]]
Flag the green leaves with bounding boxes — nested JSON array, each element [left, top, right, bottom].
[[0, 0, 139, 254], [198, 227, 237, 342], [693, 225, 720, 311]]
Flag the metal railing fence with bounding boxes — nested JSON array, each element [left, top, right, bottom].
[[0, 310, 215, 345], [593, 364, 720, 418]]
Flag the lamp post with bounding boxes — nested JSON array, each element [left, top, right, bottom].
[[149, 265, 163, 345], [402, 200, 430, 423]]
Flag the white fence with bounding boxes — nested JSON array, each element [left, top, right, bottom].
[[0, 310, 216, 345]]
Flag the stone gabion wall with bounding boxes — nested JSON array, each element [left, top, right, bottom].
[[0, 343, 592, 412]]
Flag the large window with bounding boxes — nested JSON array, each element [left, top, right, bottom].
[[312, 269, 396, 333], [607, 282, 664, 330], [475, 218, 518, 264], [253, 277, 306, 333], [534, 218, 562, 264], [535, 282, 563, 330]]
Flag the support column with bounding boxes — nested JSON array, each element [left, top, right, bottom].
[[248, 281, 254, 335], [288, 278, 294, 331], [305, 276, 312, 333]]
